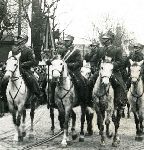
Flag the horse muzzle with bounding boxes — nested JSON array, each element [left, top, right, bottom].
[[131, 77, 138, 83], [102, 77, 110, 85]]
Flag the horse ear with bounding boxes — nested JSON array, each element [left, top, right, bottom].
[[129, 59, 133, 65], [16, 52, 21, 59], [8, 51, 12, 58], [138, 60, 144, 66]]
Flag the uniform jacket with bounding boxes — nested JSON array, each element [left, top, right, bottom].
[[19, 45, 37, 70], [58, 45, 83, 72], [91, 45, 127, 91], [95, 45, 123, 72]]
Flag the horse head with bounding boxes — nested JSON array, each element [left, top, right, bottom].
[[129, 59, 144, 83], [81, 60, 92, 79], [4, 52, 21, 79], [99, 57, 113, 85], [51, 56, 68, 82]]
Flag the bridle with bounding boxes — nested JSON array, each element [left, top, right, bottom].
[[52, 62, 73, 100], [96, 62, 113, 98], [130, 67, 143, 99], [6, 56, 19, 80], [6, 55, 25, 107]]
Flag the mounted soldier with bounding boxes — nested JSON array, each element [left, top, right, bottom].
[[89, 32, 127, 109], [84, 39, 100, 74], [127, 43, 144, 88], [0, 35, 40, 105], [48, 34, 88, 107]]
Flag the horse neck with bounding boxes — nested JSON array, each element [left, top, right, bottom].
[[94, 75, 110, 93], [58, 74, 71, 90], [11, 65, 22, 84], [131, 77, 143, 95]]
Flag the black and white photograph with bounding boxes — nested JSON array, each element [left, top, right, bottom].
[[0, 0, 144, 149]]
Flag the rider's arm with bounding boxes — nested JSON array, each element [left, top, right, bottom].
[[21, 48, 37, 69], [113, 47, 123, 70], [67, 49, 83, 70]]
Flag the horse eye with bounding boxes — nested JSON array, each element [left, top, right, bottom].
[[101, 67, 103, 70], [60, 63, 63, 65], [14, 64, 17, 66]]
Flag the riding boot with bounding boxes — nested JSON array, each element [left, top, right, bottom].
[[50, 82, 56, 108], [0, 77, 9, 101]]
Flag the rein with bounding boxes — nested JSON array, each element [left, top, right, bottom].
[[96, 83, 110, 98], [130, 69, 143, 99], [130, 79, 143, 99], [57, 82, 73, 100], [7, 56, 26, 104], [96, 74, 111, 98], [9, 80, 23, 109]]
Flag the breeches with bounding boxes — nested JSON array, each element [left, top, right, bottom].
[[21, 69, 40, 96]]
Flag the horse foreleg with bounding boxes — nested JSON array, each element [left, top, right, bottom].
[[61, 108, 71, 147], [29, 100, 35, 139], [127, 102, 131, 118], [0, 99, 4, 117], [50, 108, 55, 134], [58, 112, 65, 130], [139, 112, 143, 135], [79, 106, 86, 142], [71, 109, 77, 140], [105, 110, 113, 138], [85, 107, 94, 136], [97, 110, 105, 146], [134, 110, 143, 141], [21, 109, 26, 137], [112, 109, 121, 147]]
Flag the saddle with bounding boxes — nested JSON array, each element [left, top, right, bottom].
[[69, 71, 91, 106]]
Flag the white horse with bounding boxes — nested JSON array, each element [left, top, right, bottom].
[[127, 59, 144, 141], [4, 52, 35, 142], [92, 58, 114, 146]]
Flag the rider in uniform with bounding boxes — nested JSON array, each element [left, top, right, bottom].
[[0, 35, 40, 105], [89, 33, 127, 110], [49, 35, 88, 107], [127, 43, 144, 88], [84, 40, 100, 74]]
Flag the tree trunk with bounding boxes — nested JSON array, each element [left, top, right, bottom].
[[32, 0, 42, 61]]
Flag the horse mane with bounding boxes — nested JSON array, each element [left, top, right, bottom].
[[131, 62, 139, 66], [62, 61, 69, 78], [93, 75, 101, 94]]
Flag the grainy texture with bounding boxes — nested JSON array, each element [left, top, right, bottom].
[[0, 105, 144, 150]]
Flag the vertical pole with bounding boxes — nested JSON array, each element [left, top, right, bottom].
[[18, 0, 21, 37], [82, 44, 85, 59]]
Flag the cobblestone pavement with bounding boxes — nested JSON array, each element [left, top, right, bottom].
[[0, 105, 144, 150]]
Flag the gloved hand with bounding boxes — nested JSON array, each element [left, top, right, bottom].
[[46, 60, 52, 66]]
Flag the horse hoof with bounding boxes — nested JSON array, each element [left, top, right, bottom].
[[18, 136, 23, 142], [112, 142, 118, 147], [100, 141, 105, 146], [72, 133, 78, 140], [112, 139, 120, 147], [135, 136, 143, 141], [79, 135, 84, 142], [22, 132, 26, 137], [85, 130, 93, 136], [61, 141, 67, 147], [106, 132, 113, 138], [29, 133, 34, 139], [122, 113, 125, 118], [0, 113, 4, 118], [50, 130, 54, 135]]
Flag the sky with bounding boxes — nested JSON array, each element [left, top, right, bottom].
[[55, 0, 144, 44]]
